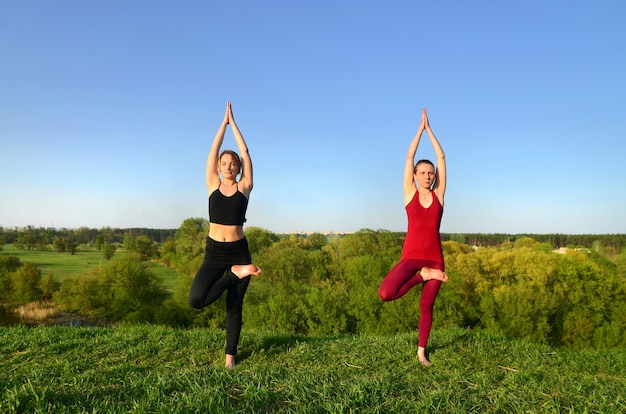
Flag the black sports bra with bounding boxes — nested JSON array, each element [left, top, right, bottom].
[[208, 187, 248, 226]]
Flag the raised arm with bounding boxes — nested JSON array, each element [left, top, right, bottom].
[[403, 110, 426, 204], [206, 103, 230, 193], [424, 110, 446, 204], [227, 103, 253, 196]]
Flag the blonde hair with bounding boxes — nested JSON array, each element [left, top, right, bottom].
[[219, 150, 242, 174]]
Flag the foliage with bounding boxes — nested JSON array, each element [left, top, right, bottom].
[[10, 263, 42, 305], [3, 225, 625, 351], [1, 244, 113, 282], [40, 274, 58, 301], [167, 218, 209, 276], [101, 242, 116, 260], [440, 232, 626, 254], [254, 234, 331, 284], [155, 227, 626, 350], [52, 237, 78, 254], [244, 226, 280, 256], [440, 243, 626, 349], [0, 254, 23, 274], [3, 226, 176, 249], [4, 225, 625, 253], [53, 253, 168, 323], [0, 255, 48, 305], [123, 235, 158, 261]]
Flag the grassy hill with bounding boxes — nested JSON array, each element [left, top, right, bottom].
[[1, 325, 624, 413]]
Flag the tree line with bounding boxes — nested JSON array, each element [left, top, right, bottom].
[[0, 226, 176, 252], [3, 225, 626, 252], [1, 220, 625, 350]]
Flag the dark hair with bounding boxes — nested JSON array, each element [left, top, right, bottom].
[[219, 150, 242, 174], [414, 159, 434, 172]]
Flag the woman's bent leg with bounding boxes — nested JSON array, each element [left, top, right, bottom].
[[378, 260, 424, 301], [188, 264, 236, 309]]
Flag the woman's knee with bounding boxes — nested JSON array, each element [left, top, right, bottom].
[[188, 294, 204, 309], [378, 286, 394, 302]]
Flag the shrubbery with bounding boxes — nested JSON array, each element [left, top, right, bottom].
[[2, 223, 624, 351], [163, 226, 625, 350], [53, 253, 169, 323]]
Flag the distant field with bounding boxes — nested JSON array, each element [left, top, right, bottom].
[[1, 244, 182, 291]]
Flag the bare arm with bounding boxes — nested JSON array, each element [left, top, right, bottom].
[[228, 103, 253, 196], [424, 110, 446, 204], [403, 110, 426, 204], [206, 103, 230, 193]]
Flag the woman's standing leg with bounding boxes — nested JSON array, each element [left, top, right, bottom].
[[417, 279, 442, 366], [223, 238, 255, 368], [224, 275, 251, 358]]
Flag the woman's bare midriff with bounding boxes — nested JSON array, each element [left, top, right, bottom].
[[208, 222, 245, 242]]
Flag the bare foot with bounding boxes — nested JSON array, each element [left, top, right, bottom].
[[418, 346, 431, 367], [225, 354, 236, 369], [231, 264, 262, 279], [420, 267, 448, 283]]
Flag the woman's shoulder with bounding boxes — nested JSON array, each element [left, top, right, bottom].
[[433, 189, 444, 206], [404, 188, 418, 206], [237, 179, 253, 198], [207, 182, 221, 196]]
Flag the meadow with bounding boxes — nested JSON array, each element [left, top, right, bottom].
[[2, 237, 625, 412], [1, 244, 180, 291], [1, 325, 624, 413]]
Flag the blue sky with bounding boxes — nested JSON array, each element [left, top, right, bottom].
[[1, 0, 625, 234]]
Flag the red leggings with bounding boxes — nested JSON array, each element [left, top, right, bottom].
[[378, 259, 443, 347]]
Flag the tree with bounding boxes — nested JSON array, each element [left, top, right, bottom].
[[15, 226, 41, 251], [171, 218, 209, 275], [106, 253, 168, 321], [0, 254, 22, 301], [53, 237, 78, 254], [244, 227, 280, 255], [95, 234, 105, 250], [123, 235, 158, 261], [40, 274, 58, 301], [102, 242, 116, 260], [11, 262, 42, 304], [54, 253, 168, 322], [159, 238, 176, 266], [255, 237, 313, 282]]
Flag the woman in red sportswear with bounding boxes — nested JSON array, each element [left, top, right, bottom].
[[378, 108, 448, 366]]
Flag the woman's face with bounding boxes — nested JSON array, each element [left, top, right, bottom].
[[219, 153, 240, 179], [414, 163, 435, 189]]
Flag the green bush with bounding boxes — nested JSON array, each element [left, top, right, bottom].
[[54, 253, 168, 323], [11, 262, 42, 304], [37, 222, 624, 351]]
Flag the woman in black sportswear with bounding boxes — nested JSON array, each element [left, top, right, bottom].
[[188, 102, 261, 369]]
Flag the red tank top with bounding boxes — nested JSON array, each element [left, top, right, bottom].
[[401, 191, 444, 264]]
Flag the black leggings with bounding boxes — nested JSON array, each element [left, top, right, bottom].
[[188, 237, 252, 356]]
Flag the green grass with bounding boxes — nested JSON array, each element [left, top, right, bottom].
[[2, 244, 104, 281], [2, 244, 182, 291], [146, 261, 183, 291], [1, 326, 624, 413]]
